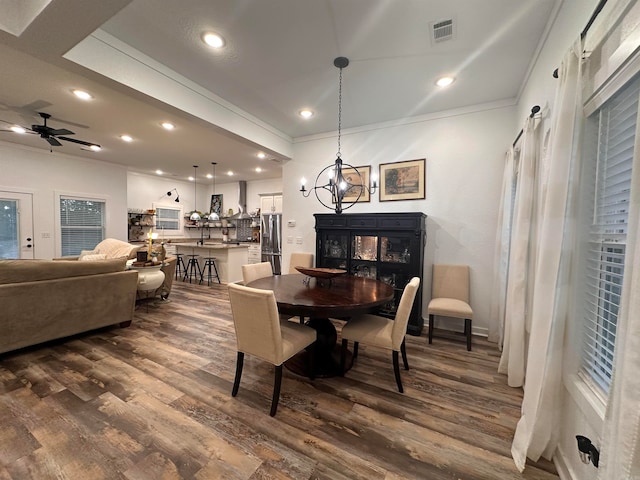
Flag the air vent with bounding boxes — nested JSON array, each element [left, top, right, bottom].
[[430, 19, 454, 44]]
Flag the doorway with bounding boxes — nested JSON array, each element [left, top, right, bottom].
[[0, 191, 35, 259]]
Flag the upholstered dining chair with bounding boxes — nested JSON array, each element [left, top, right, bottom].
[[427, 264, 473, 351], [340, 277, 420, 393], [241, 261, 273, 285], [288, 252, 314, 274], [228, 283, 316, 416]]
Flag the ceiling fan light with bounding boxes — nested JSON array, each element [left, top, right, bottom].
[[11, 126, 26, 134]]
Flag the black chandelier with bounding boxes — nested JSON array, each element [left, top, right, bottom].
[[300, 57, 376, 214]]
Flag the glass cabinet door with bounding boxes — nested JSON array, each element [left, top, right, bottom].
[[380, 235, 412, 263], [321, 233, 348, 269], [351, 235, 377, 278]]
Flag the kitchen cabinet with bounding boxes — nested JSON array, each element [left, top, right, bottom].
[[247, 244, 261, 264], [314, 212, 426, 335], [260, 194, 283, 214]]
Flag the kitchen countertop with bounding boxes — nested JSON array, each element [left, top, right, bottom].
[[171, 242, 250, 249]]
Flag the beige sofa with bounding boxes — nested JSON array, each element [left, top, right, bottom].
[[0, 258, 138, 355]]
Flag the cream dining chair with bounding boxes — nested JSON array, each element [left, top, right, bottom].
[[427, 264, 473, 351], [288, 252, 314, 274], [228, 283, 316, 416], [241, 261, 273, 285], [340, 277, 420, 393]]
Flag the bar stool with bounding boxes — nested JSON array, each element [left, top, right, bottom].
[[201, 256, 221, 285], [183, 254, 202, 283], [175, 253, 187, 280]]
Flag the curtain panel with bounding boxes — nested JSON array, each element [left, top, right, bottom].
[[511, 38, 584, 472]]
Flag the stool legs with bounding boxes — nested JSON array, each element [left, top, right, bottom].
[[201, 257, 220, 285], [183, 255, 202, 283], [175, 254, 186, 280]]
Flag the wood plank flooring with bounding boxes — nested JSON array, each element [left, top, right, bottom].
[[0, 281, 558, 479]]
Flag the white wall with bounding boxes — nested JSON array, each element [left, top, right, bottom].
[[283, 103, 517, 336], [0, 140, 128, 259]]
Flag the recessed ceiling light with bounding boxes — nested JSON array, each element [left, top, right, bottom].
[[120, 134, 133, 142], [206, 173, 213, 179], [10, 126, 26, 133], [155, 170, 163, 175], [227, 171, 234, 176], [257, 152, 266, 159], [161, 122, 175, 130], [435, 76, 455, 87], [89, 145, 101, 152], [188, 176, 195, 181], [73, 89, 93, 100], [203, 32, 225, 48], [255, 167, 263, 173], [299, 109, 314, 119]]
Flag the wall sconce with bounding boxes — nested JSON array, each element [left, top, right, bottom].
[[167, 188, 180, 202]]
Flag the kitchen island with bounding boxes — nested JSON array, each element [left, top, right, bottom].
[[172, 242, 249, 284]]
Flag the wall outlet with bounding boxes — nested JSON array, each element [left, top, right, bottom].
[[287, 236, 293, 244], [287, 220, 296, 227], [296, 237, 303, 244]]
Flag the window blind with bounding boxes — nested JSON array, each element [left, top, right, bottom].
[[581, 75, 639, 394], [155, 205, 181, 232], [60, 197, 105, 256]]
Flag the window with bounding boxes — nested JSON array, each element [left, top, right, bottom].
[[154, 204, 182, 234], [580, 75, 638, 394], [59, 196, 105, 256]]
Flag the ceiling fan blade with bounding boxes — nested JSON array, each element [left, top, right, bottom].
[[57, 136, 100, 148], [49, 128, 74, 136], [46, 137, 62, 147]]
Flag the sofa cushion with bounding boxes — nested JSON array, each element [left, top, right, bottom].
[[94, 238, 140, 259], [0, 258, 127, 285]]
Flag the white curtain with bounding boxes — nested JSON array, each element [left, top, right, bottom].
[[498, 116, 538, 387], [511, 38, 583, 472], [488, 147, 517, 345], [598, 99, 640, 479]]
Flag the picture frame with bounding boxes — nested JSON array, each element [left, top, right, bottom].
[[210, 194, 223, 216], [379, 158, 425, 201], [337, 165, 371, 203]]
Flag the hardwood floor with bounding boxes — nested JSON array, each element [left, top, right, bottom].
[[0, 281, 558, 480]]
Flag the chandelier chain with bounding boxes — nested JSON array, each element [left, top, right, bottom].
[[337, 66, 342, 158]]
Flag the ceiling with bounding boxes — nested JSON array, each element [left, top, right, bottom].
[[0, 0, 558, 184]]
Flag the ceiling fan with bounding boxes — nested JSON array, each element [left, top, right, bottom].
[[0, 112, 101, 151]]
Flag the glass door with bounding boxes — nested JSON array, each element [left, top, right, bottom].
[[0, 192, 34, 259]]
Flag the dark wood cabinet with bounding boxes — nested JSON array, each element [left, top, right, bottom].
[[314, 212, 426, 335]]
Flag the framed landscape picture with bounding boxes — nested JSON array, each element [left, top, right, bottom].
[[339, 165, 371, 203], [210, 194, 223, 216], [379, 158, 425, 201]]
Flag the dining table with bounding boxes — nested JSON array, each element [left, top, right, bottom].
[[246, 273, 394, 377]]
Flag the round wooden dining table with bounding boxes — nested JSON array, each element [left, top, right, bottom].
[[246, 273, 394, 377]]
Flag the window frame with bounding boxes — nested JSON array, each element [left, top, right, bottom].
[[153, 203, 184, 236], [57, 193, 107, 257]]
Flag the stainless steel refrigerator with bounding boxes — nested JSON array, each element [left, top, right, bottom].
[[261, 213, 282, 274]]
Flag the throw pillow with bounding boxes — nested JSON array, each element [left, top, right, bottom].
[[79, 253, 108, 261], [78, 249, 97, 260]]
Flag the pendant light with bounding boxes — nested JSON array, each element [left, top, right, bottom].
[[190, 165, 201, 221], [300, 57, 377, 213], [209, 162, 220, 221]]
